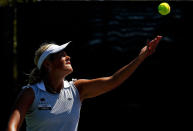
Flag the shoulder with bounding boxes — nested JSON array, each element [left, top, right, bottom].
[[73, 79, 90, 85], [14, 87, 35, 109], [20, 87, 34, 97], [21, 85, 36, 98], [73, 79, 89, 90], [72, 79, 89, 100]]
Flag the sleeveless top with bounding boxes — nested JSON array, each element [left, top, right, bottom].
[[24, 80, 81, 131]]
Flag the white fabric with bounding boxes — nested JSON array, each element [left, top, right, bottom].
[[37, 42, 70, 69], [24, 80, 81, 131]]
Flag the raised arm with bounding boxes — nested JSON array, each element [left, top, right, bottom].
[[75, 35, 162, 102], [7, 88, 34, 131]]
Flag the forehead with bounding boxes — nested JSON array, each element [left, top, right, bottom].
[[55, 50, 67, 55], [49, 50, 67, 60]]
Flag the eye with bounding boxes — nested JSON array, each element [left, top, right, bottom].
[[59, 51, 67, 58], [63, 52, 67, 57]]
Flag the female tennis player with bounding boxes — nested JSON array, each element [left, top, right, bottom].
[[7, 35, 162, 131]]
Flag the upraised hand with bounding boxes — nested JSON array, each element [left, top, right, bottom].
[[139, 35, 162, 59]]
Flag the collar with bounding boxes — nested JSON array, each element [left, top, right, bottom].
[[36, 80, 71, 92]]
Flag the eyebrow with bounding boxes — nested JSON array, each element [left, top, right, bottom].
[[60, 51, 67, 55], [57, 51, 68, 57]]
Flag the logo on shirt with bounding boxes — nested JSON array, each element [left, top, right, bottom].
[[38, 97, 52, 110]]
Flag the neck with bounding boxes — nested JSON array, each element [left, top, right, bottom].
[[44, 74, 65, 94]]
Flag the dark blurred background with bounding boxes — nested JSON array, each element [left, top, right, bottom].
[[0, 0, 191, 131]]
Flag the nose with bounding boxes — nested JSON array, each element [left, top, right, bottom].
[[66, 55, 71, 61]]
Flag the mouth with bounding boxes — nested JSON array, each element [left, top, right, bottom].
[[66, 61, 71, 64]]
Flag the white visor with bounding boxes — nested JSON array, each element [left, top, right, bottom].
[[37, 41, 71, 69]]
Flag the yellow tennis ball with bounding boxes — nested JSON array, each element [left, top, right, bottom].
[[158, 2, 170, 15]]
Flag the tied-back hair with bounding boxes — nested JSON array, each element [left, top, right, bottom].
[[27, 42, 55, 85]]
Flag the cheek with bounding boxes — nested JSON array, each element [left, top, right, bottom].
[[55, 59, 72, 70], [52, 58, 72, 71], [51, 59, 65, 69], [55, 60, 66, 68]]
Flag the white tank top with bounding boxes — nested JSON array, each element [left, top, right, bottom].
[[24, 80, 81, 131]]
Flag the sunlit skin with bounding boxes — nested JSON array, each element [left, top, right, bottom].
[[49, 51, 73, 73], [7, 35, 162, 131], [75, 36, 162, 101]]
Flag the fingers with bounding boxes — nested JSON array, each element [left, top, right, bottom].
[[147, 39, 151, 46], [154, 35, 162, 48], [157, 35, 163, 39], [149, 35, 162, 48], [147, 35, 163, 55], [155, 35, 162, 44]]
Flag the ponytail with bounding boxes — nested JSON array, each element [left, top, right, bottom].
[[27, 66, 48, 85], [28, 67, 42, 85]]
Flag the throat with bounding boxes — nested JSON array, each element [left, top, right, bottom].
[[44, 79, 64, 94], [46, 86, 61, 94]]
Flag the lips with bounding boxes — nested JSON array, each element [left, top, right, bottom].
[[66, 61, 71, 64]]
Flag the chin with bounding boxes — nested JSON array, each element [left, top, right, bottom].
[[66, 67, 73, 75], [69, 68, 73, 74]]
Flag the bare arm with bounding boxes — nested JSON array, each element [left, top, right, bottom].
[[75, 35, 162, 102], [7, 88, 34, 131]]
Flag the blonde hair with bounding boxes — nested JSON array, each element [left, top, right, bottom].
[[28, 43, 55, 84]]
